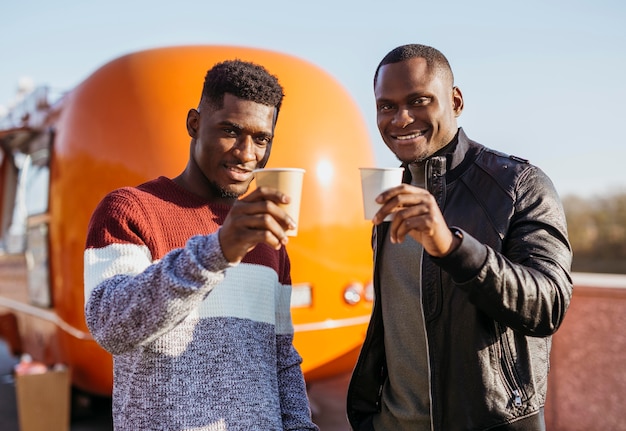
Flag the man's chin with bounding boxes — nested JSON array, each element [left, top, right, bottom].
[[220, 184, 249, 199], [219, 190, 242, 199], [391, 145, 433, 164], [395, 153, 428, 165], [210, 180, 247, 200]]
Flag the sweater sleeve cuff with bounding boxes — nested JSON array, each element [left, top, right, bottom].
[[187, 231, 237, 272], [430, 227, 487, 283]]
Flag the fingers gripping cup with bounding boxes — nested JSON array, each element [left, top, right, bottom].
[[253, 168, 305, 236], [359, 167, 405, 221]]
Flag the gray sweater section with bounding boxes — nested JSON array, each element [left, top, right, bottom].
[[85, 233, 318, 430]]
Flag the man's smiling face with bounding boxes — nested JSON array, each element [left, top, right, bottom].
[[187, 93, 276, 202], [374, 57, 463, 164]]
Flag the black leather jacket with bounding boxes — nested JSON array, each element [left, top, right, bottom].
[[346, 129, 573, 431]]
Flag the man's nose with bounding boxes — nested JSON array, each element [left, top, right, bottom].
[[233, 136, 256, 162], [392, 108, 413, 128]]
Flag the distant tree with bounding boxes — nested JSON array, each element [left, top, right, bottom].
[[562, 190, 626, 274]]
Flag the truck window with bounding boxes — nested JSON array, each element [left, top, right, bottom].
[[3, 137, 50, 254], [0, 131, 52, 307]]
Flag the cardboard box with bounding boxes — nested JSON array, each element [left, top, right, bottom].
[[14, 368, 70, 431]]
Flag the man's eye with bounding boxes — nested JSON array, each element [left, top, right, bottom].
[[378, 104, 393, 112], [255, 136, 271, 145], [412, 97, 429, 106], [222, 127, 238, 136]]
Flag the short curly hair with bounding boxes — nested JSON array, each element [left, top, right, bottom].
[[373, 44, 454, 88], [201, 59, 285, 116]]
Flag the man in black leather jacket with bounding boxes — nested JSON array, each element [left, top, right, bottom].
[[346, 44, 572, 431]]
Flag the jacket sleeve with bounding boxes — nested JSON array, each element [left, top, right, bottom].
[[434, 164, 573, 336], [83, 192, 232, 354]]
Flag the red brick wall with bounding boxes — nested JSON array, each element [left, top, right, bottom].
[[545, 274, 626, 431]]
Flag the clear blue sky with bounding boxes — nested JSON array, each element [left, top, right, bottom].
[[1, 0, 624, 198]]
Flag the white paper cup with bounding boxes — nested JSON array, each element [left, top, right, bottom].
[[359, 167, 405, 221], [253, 168, 305, 236]]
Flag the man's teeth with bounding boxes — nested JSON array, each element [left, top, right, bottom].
[[396, 131, 424, 140]]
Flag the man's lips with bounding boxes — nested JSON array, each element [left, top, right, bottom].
[[391, 129, 427, 141], [224, 164, 254, 182]]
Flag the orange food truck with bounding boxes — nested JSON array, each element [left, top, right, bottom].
[[0, 45, 375, 397]]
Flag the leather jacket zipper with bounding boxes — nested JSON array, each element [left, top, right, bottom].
[[423, 159, 436, 430], [494, 323, 525, 407], [418, 248, 435, 431]]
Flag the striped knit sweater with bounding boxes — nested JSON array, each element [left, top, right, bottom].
[[84, 176, 318, 431]]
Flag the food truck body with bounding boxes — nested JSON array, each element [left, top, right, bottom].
[[0, 46, 375, 396]]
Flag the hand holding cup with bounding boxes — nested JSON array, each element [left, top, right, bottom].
[[359, 167, 405, 221], [253, 168, 305, 236]]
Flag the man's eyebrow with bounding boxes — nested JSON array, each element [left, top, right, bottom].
[[219, 121, 251, 135], [406, 92, 431, 99], [218, 120, 273, 138], [375, 97, 393, 105], [218, 120, 243, 129], [377, 92, 430, 103]]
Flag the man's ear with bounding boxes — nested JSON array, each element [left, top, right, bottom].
[[452, 86, 464, 117], [187, 108, 199, 138]]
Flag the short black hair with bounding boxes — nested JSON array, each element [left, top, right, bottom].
[[201, 59, 285, 116], [373, 44, 454, 87]]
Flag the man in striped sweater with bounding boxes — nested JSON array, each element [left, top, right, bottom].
[[84, 59, 319, 431]]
